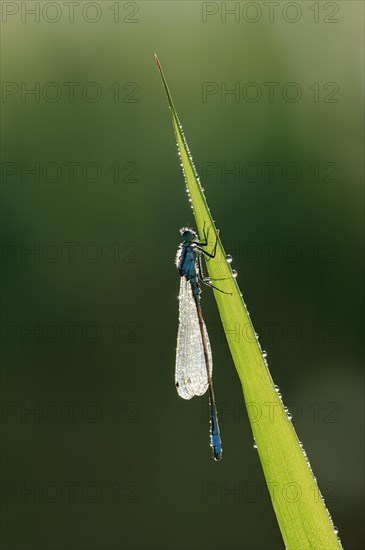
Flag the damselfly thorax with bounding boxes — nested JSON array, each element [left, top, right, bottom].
[[176, 242, 201, 296]]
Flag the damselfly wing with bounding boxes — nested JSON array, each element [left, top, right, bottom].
[[175, 277, 213, 399]]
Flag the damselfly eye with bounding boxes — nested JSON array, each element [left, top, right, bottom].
[[180, 227, 197, 242]]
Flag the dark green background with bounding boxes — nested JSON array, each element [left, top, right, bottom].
[[1, 1, 363, 549]]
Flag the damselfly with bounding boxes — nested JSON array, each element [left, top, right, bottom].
[[175, 224, 228, 461]]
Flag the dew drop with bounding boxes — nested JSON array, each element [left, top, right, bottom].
[[232, 270, 238, 278], [226, 254, 233, 263]]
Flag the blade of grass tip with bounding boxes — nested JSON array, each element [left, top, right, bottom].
[[155, 53, 342, 550]]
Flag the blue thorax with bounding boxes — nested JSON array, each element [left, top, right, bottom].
[[176, 242, 201, 297]]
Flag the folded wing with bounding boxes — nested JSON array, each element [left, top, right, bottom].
[[175, 278, 213, 399]]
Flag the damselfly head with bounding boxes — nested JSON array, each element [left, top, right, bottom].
[[179, 227, 197, 242]]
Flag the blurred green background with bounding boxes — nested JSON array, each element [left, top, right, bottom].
[[1, 1, 363, 549]]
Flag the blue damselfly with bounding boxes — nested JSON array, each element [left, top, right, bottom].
[[175, 224, 228, 461]]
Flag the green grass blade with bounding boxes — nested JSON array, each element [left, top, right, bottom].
[[155, 54, 342, 550]]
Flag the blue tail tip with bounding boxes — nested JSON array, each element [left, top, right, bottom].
[[213, 447, 223, 461]]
